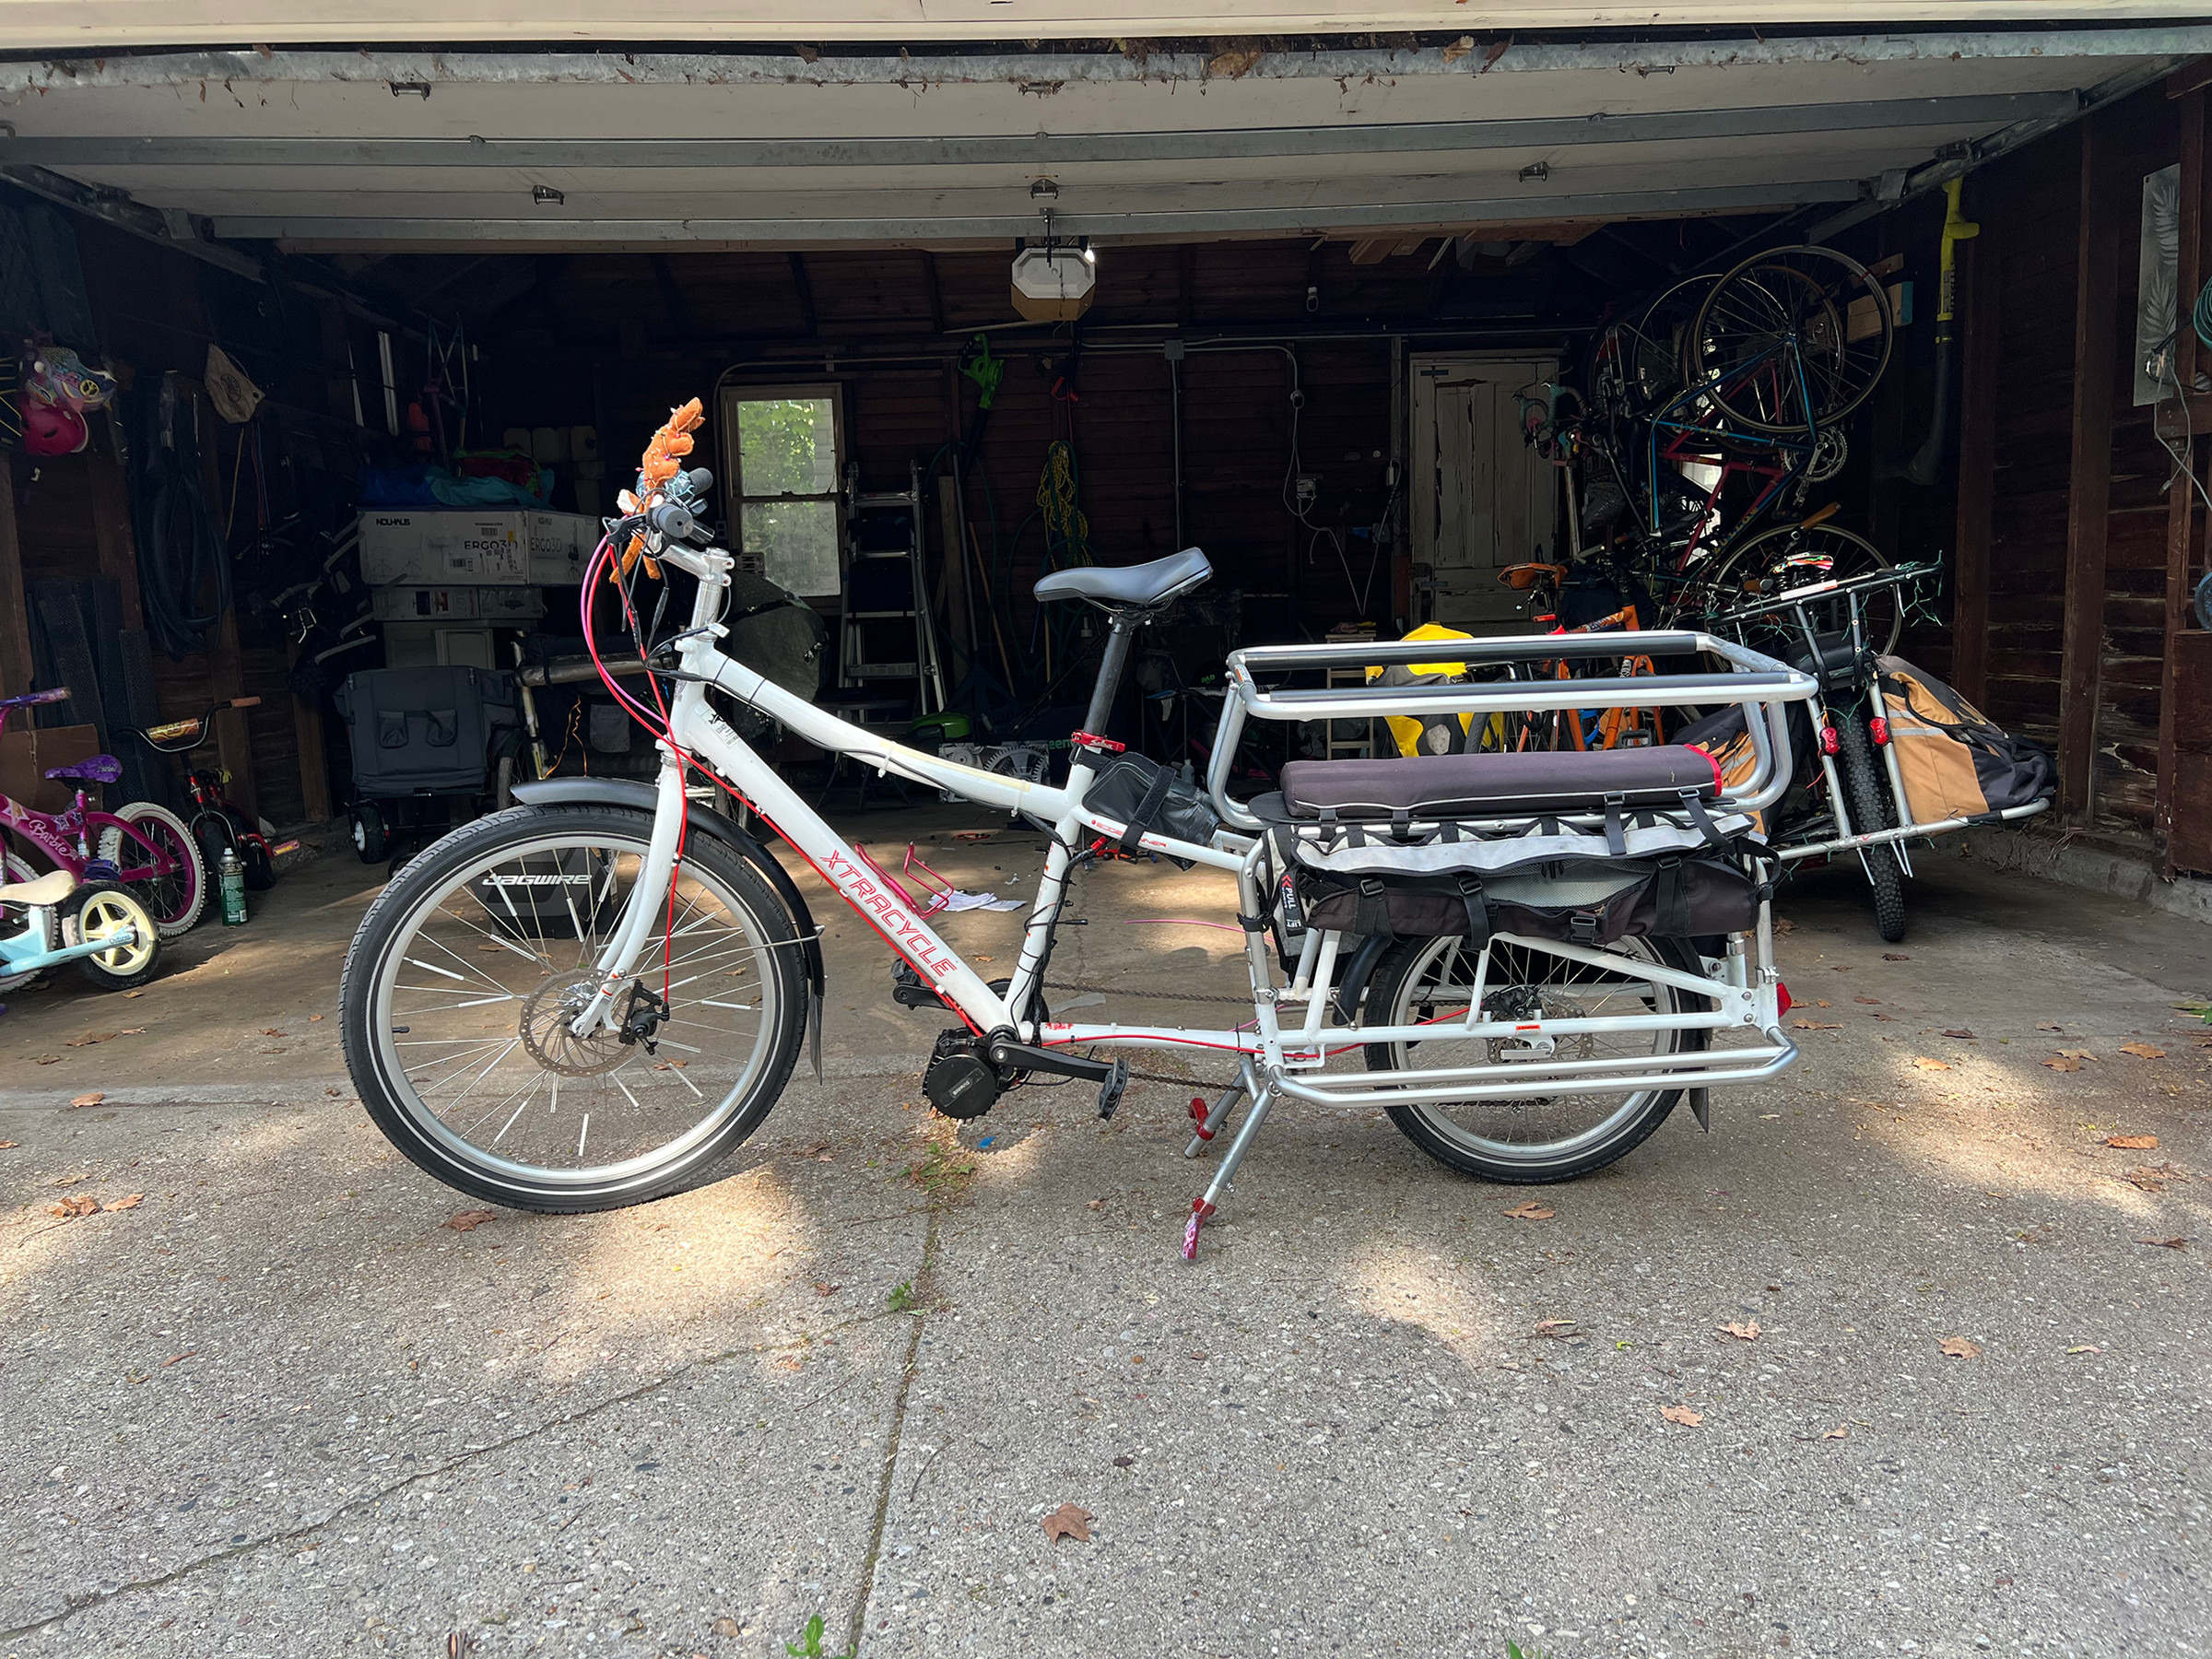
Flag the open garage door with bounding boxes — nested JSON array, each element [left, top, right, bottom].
[[0, 29, 2202, 261]]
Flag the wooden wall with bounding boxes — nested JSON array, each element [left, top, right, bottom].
[[1944, 76, 2210, 868]]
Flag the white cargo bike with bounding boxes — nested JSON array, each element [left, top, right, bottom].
[[341, 437, 1819, 1259]]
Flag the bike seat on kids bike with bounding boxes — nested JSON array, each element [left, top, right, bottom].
[[0, 867, 73, 907], [1034, 548, 1211, 611], [43, 754, 124, 784]]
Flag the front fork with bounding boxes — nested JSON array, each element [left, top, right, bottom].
[[569, 748, 688, 1035]]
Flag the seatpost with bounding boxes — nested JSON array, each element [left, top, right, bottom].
[[1081, 611, 1137, 738]]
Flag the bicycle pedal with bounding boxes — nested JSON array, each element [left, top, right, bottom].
[[1094, 1057, 1130, 1122]]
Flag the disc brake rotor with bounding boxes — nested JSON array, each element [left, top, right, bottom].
[[519, 972, 632, 1077]]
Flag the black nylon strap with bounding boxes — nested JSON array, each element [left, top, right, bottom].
[[1679, 789, 1731, 850], [1455, 875, 1491, 947], [1604, 793, 1629, 857], [1116, 764, 1178, 854], [1352, 877, 1392, 936], [1655, 855, 1689, 936]]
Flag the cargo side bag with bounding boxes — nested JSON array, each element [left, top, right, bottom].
[[1295, 853, 1759, 948], [1083, 753, 1220, 858], [1875, 656, 2054, 824]]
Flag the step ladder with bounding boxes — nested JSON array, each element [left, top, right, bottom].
[[836, 460, 945, 718]]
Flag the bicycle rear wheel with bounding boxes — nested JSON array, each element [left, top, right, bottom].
[[340, 804, 807, 1212], [1362, 932, 1706, 1182], [1690, 246, 1892, 436], [1703, 523, 1902, 654]]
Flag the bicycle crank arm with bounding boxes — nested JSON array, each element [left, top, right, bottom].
[[986, 1040, 1131, 1121]]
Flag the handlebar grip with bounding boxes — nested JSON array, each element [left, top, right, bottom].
[[648, 501, 698, 543], [230, 695, 263, 709]]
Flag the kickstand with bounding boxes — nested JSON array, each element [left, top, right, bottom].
[[1182, 1077, 1274, 1262], [1183, 1079, 1245, 1158]]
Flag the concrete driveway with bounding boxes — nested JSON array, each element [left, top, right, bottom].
[[1, 817, 2206, 1659]]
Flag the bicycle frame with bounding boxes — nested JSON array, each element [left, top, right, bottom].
[[0, 789, 179, 881], [563, 541, 1816, 1126]]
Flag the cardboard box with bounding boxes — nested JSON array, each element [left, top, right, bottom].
[[0, 721, 105, 815], [369, 586, 547, 624], [357, 509, 600, 586]]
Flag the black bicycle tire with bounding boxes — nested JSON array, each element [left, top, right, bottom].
[[1691, 245, 1894, 437], [1362, 932, 1708, 1183], [339, 804, 809, 1213], [1835, 715, 1907, 943], [1702, 523, 1903, 654]]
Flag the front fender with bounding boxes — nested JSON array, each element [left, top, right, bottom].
[[509, 778, 825, 1001]]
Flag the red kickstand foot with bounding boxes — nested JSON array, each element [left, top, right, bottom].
[[1181, 1197, 1217, 1262]]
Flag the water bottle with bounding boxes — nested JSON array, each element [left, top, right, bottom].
[[218, 845, 248, 926]]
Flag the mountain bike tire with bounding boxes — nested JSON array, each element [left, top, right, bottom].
[[1835, 715, 1906, 943]]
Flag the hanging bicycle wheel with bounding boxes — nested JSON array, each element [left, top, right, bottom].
[[1690, 246, 1893, 436], [1703, 522, 1904, 655]]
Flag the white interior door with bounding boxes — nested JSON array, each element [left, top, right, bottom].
[[1410, 354, 1560, 632]]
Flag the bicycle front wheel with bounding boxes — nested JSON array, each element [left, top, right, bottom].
[[340, 804, 808, 1212]]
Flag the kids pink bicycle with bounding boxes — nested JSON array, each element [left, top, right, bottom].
[[0, 689, 207, 972]]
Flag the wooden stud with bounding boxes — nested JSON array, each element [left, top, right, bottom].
[[85, 429, 144, 630], [923, 252, 947, 335], [2057, 115, 2121, 819], [788, 252, 818, 335], [2159, 89, 2209, 872], [1951, 194, 2002, 711], [0, 453, 29, 696]]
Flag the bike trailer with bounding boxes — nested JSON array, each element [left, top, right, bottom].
[[1875, 656, 2053, 824]]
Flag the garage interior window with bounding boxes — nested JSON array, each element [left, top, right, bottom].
[[723, 386, 843, 596]]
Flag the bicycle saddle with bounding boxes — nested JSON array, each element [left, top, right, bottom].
[[0, 866, 74, 907], [0, 687, 70, 710], [44, 754, 124, 784], [1034, 548, 1211, 612]]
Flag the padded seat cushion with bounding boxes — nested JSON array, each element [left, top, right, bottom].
[[1034, 547, 1211, 609], [1279, 744, 1722, 821]]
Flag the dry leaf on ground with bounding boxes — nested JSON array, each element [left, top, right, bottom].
[[1502, 1201, 1555, 1221], [1912, 1057, 1951, 1071], [2065, 1344, 2102, 1356], [2038, 1020, 2064, 1031], [47, 1194, 99, 1219], [1938, 1336, 1983, 1359], [1883, 952, 1909, 961], [308, 1013, 324, 1022], [160, 1350, 194, 1368], [1717, 1320, 1761, 1342], [813, 1282, 841, 1297], [1041, 1502, 1093, 1544], [2137, 1236, 2189, 1251], [2124, 1164, 2179, 1191], [2043, 1056, 2082, 1073], [711, 1616, 743, 1638], [64, 1032, 117, 1048], [1854, 995, 1882, 1005], [32, 1053, 58, 1065], [1815, 999, 1832, 1007], [107, 1193, 145, 1210], [122, 989, 144, 997], [2058, 1048, 2096, 1061], [2106, 1134, 2160, 1150], [1793, 1019, 1842, 1030], [443, 1208, 497, 1231], [1943, 1029, 1977, 1041], [2119, 1042, 2166, 1060], [68, 1092, 104, 1108], [1532, 1318, 1578, 1338], [1659, 1405, 1704, 1427], [0, 1141, 18, 1150], [1822, 1424, 1850, 1440]]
